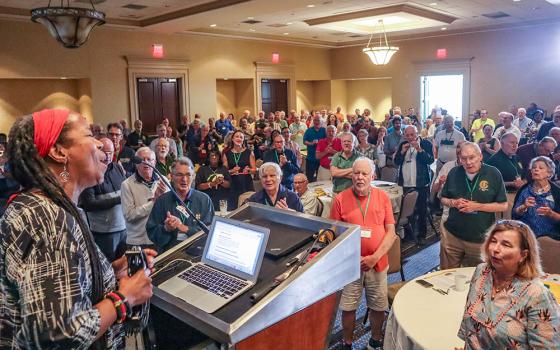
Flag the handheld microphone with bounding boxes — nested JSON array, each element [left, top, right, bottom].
[[131, 156, 210, 234]]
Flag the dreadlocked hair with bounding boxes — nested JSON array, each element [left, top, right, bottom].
[[8, 115, 106, 350]]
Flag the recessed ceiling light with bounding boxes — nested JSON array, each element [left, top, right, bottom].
[[249, 28, 256, 32], [429, 2, 438, 5], [441, 27, 447, 30], [286, 22, 293, 25], [513, 0, 521, 2], [210, 24, 217, 27], [283, 32, 290, 35], [307, 4, 315, 8]]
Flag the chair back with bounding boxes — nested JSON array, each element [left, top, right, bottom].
[[538, 236, 560, 274], [315, 197, 324, 217], [238, 191, 255, 208], [396, 189, 418, 227], [380, 166, 398, 183], [387, 237, 402, 275]]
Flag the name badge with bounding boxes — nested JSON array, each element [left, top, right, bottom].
[[176, 205, 189, 218], [361, 230, 371, 238]]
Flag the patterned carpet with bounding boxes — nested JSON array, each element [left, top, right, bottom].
[[327, 215, 442, 350]]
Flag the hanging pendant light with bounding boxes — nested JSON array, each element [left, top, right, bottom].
[[31, 0, 106, 49], [362, 19, 399, 65]]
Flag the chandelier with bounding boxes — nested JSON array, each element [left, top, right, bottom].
[[362, 19, 399, 65], [31, 0, 106, 49]]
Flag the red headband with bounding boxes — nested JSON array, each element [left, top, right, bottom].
[[32, 109, 70, 158]]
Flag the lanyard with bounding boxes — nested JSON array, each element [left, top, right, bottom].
[[465, 173, 480, 200], [445, 130, 454, 141], [353, 190, 372, 224], [507, 156, 519, 177], [232, 151, 242, 166]]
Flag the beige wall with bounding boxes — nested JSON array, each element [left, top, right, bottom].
[[0, 19, 331, 134], [296, 80, 333, 112], [331, 23, 560, 121], [216, 79, 255, 118], [330, 79, 347, 114], [296, 81, 314, 112], [0, 78, 92, 134], [346, 79, 392, 122]]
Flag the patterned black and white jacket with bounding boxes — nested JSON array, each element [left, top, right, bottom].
[[0, 193, 124, 349]]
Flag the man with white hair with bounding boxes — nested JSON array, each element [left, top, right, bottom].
[[147, 157, 214, 253], [121, 147, 167, 249], [394, 126, 435, 243], [488, 132, 524, 219], [331, 157, 396, 350], [513, 107, 533, 133], [434, 115, 465, 175], [247, 162, 303, 211], [150, 123, 178, 158], [155, 138, 174, 177], [440, 142, 508, 269], [493, 112, 521, 140], [293, 173, 320, 215]]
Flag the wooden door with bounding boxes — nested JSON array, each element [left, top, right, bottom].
[[137, 77, 182, 134], [261, 79, 288, 115]]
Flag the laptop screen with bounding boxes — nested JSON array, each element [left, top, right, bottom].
[[203, 217, 269, 280]]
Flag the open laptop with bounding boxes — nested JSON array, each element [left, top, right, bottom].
[[159, 216, 270, 313]]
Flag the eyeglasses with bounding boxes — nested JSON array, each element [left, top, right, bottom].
[[173, 172, 193, 178], [496, 219, 529, 229]]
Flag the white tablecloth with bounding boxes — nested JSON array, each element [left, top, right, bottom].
[[307, 180, 403, 218], [384, 267, 476, 350]]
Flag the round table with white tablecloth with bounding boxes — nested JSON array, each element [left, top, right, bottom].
[[384, 267, 475, 350], [307, 180, 402, 218]]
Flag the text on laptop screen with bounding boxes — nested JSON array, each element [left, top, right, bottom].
[[205, 220, 265, 276]]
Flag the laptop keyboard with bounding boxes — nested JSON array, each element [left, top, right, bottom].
[[178, 265, 249, 299]]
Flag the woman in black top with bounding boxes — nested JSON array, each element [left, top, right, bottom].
[[222, 130, 256, 209], [196, 150, 231, 208], [0, 110, 155, 349], [479, 124, 500, 163]]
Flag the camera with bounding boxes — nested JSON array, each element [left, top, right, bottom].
[[125, 246, 147, 276]]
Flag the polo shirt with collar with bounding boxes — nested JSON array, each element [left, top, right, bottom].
[[330, 186, 395, 271], [487, 149, 524, 189], [441, 164, 507, 243], [247, 185, 304, 212], [330, 150, 360, 193], [303, 127, 326, 161]]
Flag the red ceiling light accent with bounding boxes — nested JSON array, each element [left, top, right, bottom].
[[437, 48, 447, 59], [272, 52, 280, 64], [152, 44, 164, 58]]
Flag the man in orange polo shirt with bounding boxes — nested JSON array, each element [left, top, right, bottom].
[[331, 157, 397, 350]]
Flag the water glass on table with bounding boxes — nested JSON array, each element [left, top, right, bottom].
[[219, 200, 228, 215]]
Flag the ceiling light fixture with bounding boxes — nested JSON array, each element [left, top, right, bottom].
[[210, 24, 217, 27], [429, 2, 438, 5], [283, 32, 290, 35], [249, 28, 256, 32], [307, 4, 316, 8], [31, 0, 105, 49], [362, 19, 399, 65], [441, 27, 447, 30], [286, 22, 293, 25]]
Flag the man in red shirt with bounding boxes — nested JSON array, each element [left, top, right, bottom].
[[315, 125, 342, 180], [331, 157, 397, 350]]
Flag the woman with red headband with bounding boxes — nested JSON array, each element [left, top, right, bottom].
[[0, 109, 155, 349]]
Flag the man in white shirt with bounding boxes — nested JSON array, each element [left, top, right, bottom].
[[293, 173, 320, 216], [434, 115, 466, 175], [494, 112, 521, 140], [121, 147, 167, 248]]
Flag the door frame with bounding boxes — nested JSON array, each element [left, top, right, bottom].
[[126, 56, 189, 125], [413, 57, 473, 126], [255, 62, 296, 114]]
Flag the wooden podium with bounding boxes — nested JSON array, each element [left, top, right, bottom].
[[151, 203, 360, 349]]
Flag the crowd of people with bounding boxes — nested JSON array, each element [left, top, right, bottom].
[[0, 103, 559, 349]]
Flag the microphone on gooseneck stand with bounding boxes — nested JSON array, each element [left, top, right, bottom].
[[131, 156, 210, 234]]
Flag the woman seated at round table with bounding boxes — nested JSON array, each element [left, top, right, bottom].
[[512, 156, 560, 240], [457, 220, 560, 350], [247, 162, 304, 212]]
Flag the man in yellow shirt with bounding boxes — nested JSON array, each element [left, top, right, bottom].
[[470, 109, 495, 142]]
